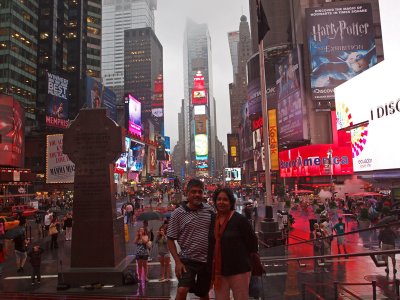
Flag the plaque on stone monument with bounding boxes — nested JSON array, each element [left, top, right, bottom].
[[63, 108, 125, 269]]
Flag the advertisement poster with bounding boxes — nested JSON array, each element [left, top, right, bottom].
[[195, 134, 208, 160], [279, 144, 353, 178], [86, 76, 117, 121], [306, 3, 376, 100], [192, 71, 208, 105], [127, 94, 142, 136], [225, 168, 241, 182], [148, 146, 157, 174], [46, 134, 75, 183], [253, 146, 265, 172], [227, 133, 239, 167], [240, 102, 253, 161], [129, 142, 145, 171], [268, 109, 279, 171], [0, 95, 24, 168], [275, 47, 304, 145], [152, 74, 164, 134], [46, 73, 69, 129], [195, 115, 207, 134]]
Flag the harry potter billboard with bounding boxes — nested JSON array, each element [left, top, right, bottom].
[[306, 3, 377, 101]]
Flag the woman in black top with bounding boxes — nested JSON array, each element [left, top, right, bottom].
[[212, 188, 258, 300]]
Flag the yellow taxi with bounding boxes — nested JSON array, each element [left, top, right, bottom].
[[0, 215, 20, 231]]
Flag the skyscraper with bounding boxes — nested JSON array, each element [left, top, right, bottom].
[[0, 0, 39, 126], [102, 0, 157, 105], [183, 19, 217, 176], [227, 31, 240, 83], [124, 27, 163, 137], [229, 16, 252, 134]]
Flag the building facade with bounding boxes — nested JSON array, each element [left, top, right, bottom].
[[124, 27, 163, 137], [102, 0, 156, 108], [0, 0, 39, 127]]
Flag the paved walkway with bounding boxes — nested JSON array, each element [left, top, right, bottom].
[[1, 198, 399, 299]]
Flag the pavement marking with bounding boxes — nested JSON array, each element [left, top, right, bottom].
[[4, 275, 58, 280], [265, 272, 287, 277]]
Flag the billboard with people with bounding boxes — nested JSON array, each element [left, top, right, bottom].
[[86, 76, 117, 121], [306, 3, 377, 100], [0, 95, 24, 168], [125, 94, 142, 137]]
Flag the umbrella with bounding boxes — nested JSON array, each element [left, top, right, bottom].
[[136, 211, 163, 221], [374, 215, 398, 226], [163, 211, 172, 219], [2, 226, 25, 240]]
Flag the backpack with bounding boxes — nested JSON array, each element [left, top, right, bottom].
[[123, 270, 138, 285]]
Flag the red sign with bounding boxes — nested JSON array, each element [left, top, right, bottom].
[[0, 95, 25, 168], [193, 73, 205, 90], [192, 90, 208, 105], [279, 144, 353, 178], [251, 116, 263, 131]]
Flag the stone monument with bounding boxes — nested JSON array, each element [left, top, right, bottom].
[[60, 108, 128, 286]]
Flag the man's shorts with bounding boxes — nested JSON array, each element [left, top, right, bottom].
[[15, 250, 27, 260], [179, 258, 211, 298], [337, 235, 345, 245]]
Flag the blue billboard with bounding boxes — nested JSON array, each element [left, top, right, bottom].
[[86, 76, 117, 121]]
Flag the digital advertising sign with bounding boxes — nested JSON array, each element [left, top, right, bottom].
[[225, 168, 241, 182], [306, 3, 376, 101], [126, 94, 142, 137], [0, 95, 25, 168], [46, 134, 75, 183], [268, 109, 279, 171], [192, 71, 208, 105], [129, 141, 145, 172], [86, 77, 117, 121], [279, 144, 353, 178], [194, 105, 206, 115], [46, 73, 69, 129], [227, 133, 239, 167], [195, 134, 208, 160], [148, 146, 157, 174], [195, 115, 207, 135]]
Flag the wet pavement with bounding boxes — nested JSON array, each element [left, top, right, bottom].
[[0, 197, 399, 299]]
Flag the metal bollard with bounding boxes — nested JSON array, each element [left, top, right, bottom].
[[372, 280, 377, 300], [334, 282, 339, 300], [301, 283, 306, 300]]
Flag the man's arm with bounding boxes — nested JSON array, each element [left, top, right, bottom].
[[167, 238, 186, 278]]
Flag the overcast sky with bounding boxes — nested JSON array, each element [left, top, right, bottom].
[[155, 0, 250, 150]]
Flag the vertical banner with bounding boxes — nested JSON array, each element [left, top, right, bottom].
[[46, 134, 75, 183], [268, 109, 279, 171], [46, 73, 69, 128], [276, 47, 304, 145], [227, 133, 239, 167], [148, 146, 157, 174], [306, 3, 376, 100], [152, 74, 164, 135]]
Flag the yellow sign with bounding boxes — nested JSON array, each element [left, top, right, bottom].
[[231, 146, 237, 157], [268, 109, 279, 170]]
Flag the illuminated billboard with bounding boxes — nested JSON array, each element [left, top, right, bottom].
[[227, 133, 239, 167], [129, 141, 145, 171], [126, 94, 142, 136], [225, 168, 241, 182], [148, 146, 157, 174], [0, 95, 25, 168], [195, 134, 208, 160], [46, 134, 75, 183], [192, 71, 208, 105], [152, 74, 164, 134], [268, 109, 279, 171], [279, 144, 353, 178], [46, 73, 69, 129], [194, 105, 206, 115], [306, 3, 376, 101], [195, 115, 207, 135], [86, 76, 117, 121]]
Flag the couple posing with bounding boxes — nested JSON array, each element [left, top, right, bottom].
[[167, 178, 259, 300]]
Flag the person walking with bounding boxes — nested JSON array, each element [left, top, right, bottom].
[[48, 218, 59, 249], [13, 229, 29, 272], [212, 188, 258, 300], [167, 178, 215, 300], [135, 227, 150, 283], [155, 226, 171, 281], [44, 211, 52, 232], [27, 244, 44, 285], [311, 223, 323, 272], [378, 225, 397, 276], [333, 217, 347, 255], [63, 212, 73, 241]]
